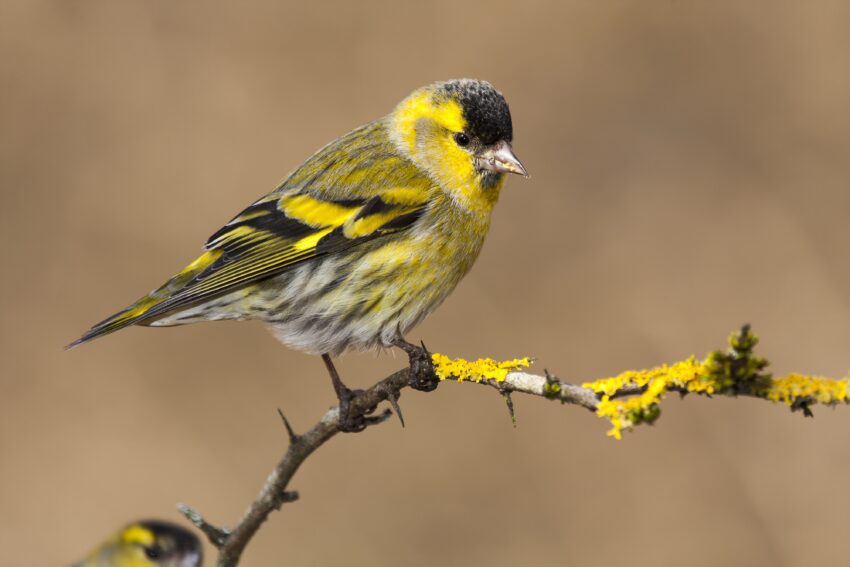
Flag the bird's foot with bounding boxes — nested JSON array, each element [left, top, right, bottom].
[[336, 386, 368, 433], [322, 353, 370, 432], [394, 339, 439, 392]]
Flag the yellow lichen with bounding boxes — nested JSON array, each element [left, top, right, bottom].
[[583, 358, 711, 439], [583, 357, 711, 397], [431, 353, 532, 383], [767, 373, 849, 406], [432, 327, 849, 441], [584, 356, 849, 439]]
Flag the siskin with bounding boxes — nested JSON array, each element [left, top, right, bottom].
[[70, 79, 527, 429], [72, 520, 202, 567]]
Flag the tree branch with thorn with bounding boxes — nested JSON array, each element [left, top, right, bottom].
[[177, 325, 850, 565]]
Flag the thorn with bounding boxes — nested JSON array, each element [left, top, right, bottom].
[[269, 490, 300, 511], [277, 408, 299, 444], [279, 491, 299, 505], [499, 387, 517, 428], [419, 340, 431, 356], [385, 386, 405, 428]]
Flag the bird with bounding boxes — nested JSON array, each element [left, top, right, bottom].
[[69, 78, 528, 430], [72, 520, 202, 567]]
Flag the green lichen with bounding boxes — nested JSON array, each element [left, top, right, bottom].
[[703, 325, 771, 395]]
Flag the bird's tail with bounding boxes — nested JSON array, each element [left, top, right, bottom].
[[66, 249, 227, 349], [65, 293, 166, 349]]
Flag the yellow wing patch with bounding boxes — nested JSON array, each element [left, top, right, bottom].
[[380, 186, 428, 205], [189, 192, 427, 298], [293, 226, 335, 251], [342, 207, 416, 239], [279, 194, 360, 227]]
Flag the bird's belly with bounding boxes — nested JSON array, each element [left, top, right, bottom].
[[260, 237, 477, 355]]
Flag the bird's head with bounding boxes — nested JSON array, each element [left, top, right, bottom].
[[76, 520, 202, 567], [389, 79, 527, 211]]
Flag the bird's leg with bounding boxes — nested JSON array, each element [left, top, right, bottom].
[[321, 353, 366, 432], [393, 338, 439, 392]]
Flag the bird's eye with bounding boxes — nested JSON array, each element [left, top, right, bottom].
[[143, 545, 161, 560], [453, 132, 470, 147]]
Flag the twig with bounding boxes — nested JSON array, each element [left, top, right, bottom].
[[179, 370, 406, 566], [176, 503, 231, 547], [177, 328, 849, 566], [178, 363, 608, 566]]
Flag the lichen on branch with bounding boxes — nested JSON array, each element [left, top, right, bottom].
[[431, 353, 532, 382], [581, 326, 850, 438], [430, 326, 849, 440], [180, 325, 849, 566]]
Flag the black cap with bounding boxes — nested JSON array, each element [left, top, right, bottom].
[[138, 520, 202, 564], [438, 79, 513, 146]]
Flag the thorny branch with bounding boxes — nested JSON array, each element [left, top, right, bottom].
[[177, 365, 597, 566], [177, 326, 849, 566]]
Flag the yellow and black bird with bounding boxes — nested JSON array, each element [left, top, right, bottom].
[[73, 520, 202, 567], [70, 79, 527, 428]]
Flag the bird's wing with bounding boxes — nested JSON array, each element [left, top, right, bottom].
[[69, 185, 431, 347]]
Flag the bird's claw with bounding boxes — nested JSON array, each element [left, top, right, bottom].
[[336, 387, 368, 433], [406, 341, 439, 392]]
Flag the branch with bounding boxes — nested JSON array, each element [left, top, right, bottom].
[[179, 371, 406, 566], [178, 326, 849, 566]]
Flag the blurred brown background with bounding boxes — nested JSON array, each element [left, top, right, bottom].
[[2, 1, 850, 565]]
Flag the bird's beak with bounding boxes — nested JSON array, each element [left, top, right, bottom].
[[477, 140, 529, 177]]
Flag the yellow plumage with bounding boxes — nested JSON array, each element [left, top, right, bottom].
[[73, 521, 201, 567], [70, 79, 527, 423], [71, 79, 526, 354]]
